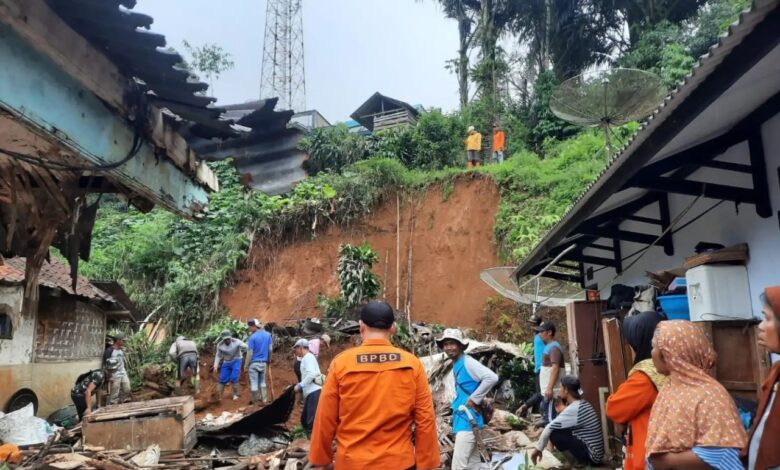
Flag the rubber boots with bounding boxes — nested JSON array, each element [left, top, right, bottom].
[[216, 383, 225, 399], [261, 386, 268, 404], [467, 161, 473, 168], [232, 383, 240, 400], [251, 391, 261, 405]]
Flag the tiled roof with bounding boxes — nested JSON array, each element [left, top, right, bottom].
[[0, 257, 115, 303]]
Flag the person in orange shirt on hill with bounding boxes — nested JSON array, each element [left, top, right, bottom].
[[606, 311, 666, 470], [492, 125, 506, 164], [308, 301, 440, 470]]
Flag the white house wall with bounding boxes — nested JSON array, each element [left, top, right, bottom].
[[0, 285, 33, 365], [590, 112, 780, 319]]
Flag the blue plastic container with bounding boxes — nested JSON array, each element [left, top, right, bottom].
[[658, 294, 690, 320]]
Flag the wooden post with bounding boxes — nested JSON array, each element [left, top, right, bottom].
[[395, 193, 400, 309]]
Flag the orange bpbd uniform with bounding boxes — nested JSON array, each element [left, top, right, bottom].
[[308, 339, 441, 470], [605, 372, 659, 470]]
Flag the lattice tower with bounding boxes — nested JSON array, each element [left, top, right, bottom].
[[259, 0, 306, 111]]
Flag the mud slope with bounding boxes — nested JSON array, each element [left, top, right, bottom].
[[222, 177, 502, 327]]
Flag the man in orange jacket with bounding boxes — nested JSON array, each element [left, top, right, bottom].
[[308, 301, 441, 470]]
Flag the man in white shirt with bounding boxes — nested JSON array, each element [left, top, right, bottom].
[[294, 338, 322, 436]]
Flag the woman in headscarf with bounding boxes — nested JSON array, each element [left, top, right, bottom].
[[741, 285, 780, 470], [606, 311, 667, 470], [646, 320, 747, 470]]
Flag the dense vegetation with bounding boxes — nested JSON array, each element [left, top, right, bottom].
[[81, 0, 748, 335]]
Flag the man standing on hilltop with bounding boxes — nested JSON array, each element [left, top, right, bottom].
[[465, 125, 482, 168], [246, 318, 273, 405], [308, 301, 440, 470]]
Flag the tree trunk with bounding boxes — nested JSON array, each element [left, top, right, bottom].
[[457, 18, 470, 111]]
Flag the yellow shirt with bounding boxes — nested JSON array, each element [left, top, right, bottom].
[[465, 132, 482, 151]]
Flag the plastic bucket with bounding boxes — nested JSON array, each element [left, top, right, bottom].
[[658, 294, 690, 320]]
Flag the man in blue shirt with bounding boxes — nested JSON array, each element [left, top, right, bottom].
[[516, 317, 546, 417], [436, 328, 498, 470], [246, 318, 273, 405]]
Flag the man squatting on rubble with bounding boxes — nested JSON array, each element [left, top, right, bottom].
[[246, 318, 273, 404], [169, 335, 199, 390], [308, 300, 440, 470], [293, 338, 322, 436], [213, 330, 247, 400], [105, 332, 131, 405], [437, 328, 499, 470], [531, 375, 604, 467], [71, 369, 105, 420]]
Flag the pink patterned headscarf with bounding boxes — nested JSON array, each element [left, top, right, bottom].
[[645, 320, 747, 456]]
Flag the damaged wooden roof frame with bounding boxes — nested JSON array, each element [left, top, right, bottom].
[[514, 0, 780, 286], [0, 0, 224, 310]]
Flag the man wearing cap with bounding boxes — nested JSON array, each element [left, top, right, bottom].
[[213, 330, 247, 401], [246, 319, 273, 404], [309, 301, 440, 470], [294, 338, 322, 436], [536, 321, 564, 424], [437, 328, 499, 470], [169, 335, 199, 390], [531, 375, 604, 467], [107, 333, 131, 405]]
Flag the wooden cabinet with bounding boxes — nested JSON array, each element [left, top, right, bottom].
[[695, 320, 771, 400], [566, 301, 610, 417]]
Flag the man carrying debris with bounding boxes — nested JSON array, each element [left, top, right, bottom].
[[465, 126, 482, 168], [437, 328, 499, 470], [309, 301, 440, 469], [71, 369, 105, 420], [106, 333, 131, 405], [213, 330, 247, 401], [246, 318, 273, 404], [536, 321, 564, 425], [293, 338, 322, 436], [168, 335, 199, 390]]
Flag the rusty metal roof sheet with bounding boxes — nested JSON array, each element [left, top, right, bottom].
[[0, 257, 116, 303]]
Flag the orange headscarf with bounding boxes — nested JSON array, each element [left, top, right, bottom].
[[645, 320, 747, 456]]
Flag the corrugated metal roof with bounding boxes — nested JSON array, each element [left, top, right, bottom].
[[188, 98, 307, 195], [514, 0, 779, 278], [0, 257, 115, 302]]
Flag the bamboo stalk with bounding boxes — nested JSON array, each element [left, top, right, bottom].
[[395, 192, 400, 309]]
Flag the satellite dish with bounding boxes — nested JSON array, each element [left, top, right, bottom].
[[480, 267, 585, 321], [550, 68, 667, 160]]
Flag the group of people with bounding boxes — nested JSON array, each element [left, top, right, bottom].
[[68, 287, 780, 470], [512, 285, 780, 470], [464, 125, 506, 167]]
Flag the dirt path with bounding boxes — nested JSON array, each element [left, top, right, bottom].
[[222, 177, 502, 327]]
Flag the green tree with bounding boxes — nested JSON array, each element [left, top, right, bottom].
[[337, 243, 381, 308], [181, 40, 235, 92], [435, 0, 480, 110], [300, 125, 371, 175]]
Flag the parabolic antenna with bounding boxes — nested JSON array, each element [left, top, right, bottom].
[[550, 68, 667, 160], [480, 267, 585, 320]]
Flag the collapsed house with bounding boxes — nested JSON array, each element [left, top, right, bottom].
[[0, 257, 135, 416], [0, 0, 304, 417]]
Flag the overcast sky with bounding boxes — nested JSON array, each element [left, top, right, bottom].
[[135, 0, 460, 122]]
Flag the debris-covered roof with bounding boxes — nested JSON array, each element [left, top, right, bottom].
[[514, 0, 780, 280], [0, 257, 115, 303]]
